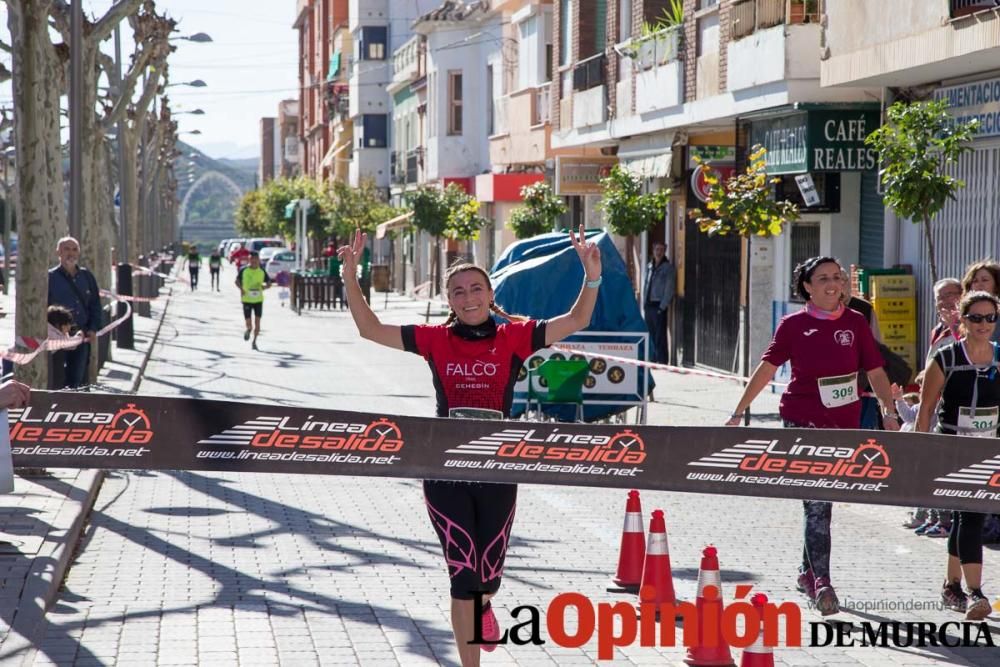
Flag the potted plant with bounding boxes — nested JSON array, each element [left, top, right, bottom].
[[636, 21, 658, 69]]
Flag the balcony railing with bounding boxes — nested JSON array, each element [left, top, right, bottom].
[[951, 0, 1000, 17], [572, 53, 606, 92], [532, 83, 551, 126], [731, 0, 787, 39]]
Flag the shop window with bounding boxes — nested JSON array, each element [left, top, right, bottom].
[[359, 26, 387, 61], [789, 222, 820, 302]]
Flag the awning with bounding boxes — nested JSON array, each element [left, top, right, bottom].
[[620, 152, 672, 178], [375, 211, 414, 240], [617, 132, 675, 179], [326, 52, 341, 81], [321, 140, 351, 169]]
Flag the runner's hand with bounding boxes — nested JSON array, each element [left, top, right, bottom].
[[0, 380, 30, 409], [337, 228, 366, 278], [883, 415, 901, 432], [724, 415, 743, 426], [569, 224, 601, 280]]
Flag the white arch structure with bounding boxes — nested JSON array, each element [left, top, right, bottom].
[[179, 170, 245, 228]]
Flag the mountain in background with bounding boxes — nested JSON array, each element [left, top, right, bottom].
[[190, 141, 260, 161]]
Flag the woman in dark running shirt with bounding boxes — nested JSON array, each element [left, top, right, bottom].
[[917, 290, 1000, 621], [339, 226, 601, 667]]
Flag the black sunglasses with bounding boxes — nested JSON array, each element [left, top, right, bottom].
[[963, 313, 999, 324]]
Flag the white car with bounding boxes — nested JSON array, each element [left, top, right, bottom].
[[258, 246, 287, 264], [265, 250, 296, 279]]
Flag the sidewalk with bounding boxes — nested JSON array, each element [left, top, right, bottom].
[[0, 284, 172, 660]]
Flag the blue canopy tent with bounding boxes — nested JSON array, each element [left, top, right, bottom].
[[490, 230, 652, 421]]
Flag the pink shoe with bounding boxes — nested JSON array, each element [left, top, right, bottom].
[[480, 603, 501, 652], [796, 569, 816, 600]]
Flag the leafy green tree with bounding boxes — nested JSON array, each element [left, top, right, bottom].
[[407, 185, 450, 237], [507, 181, 566, 239], [406, 184, 471, 294], [688, 145, 799, 237], [865, 99, 978, 284], [598, 165, 670, 283], [446, 196, 488, 241], [234, 188, 268, 236], [326, 179, 399, 239]]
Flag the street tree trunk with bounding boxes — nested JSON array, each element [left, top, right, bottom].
[[7, 0, 65, 387], [922, 215, 939, 287]]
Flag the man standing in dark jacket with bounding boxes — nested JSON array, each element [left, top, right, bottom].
[[643, 242, 675, 364], [47, 236, 102, 388]]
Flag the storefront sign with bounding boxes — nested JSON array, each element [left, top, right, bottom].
[[935, 76, 1000, 138], [687, 145, 736, 168], [690, 164, 735, 202], [750, 113, 808, 174], [555, 156, 618, 195], [807, 110, 879, 171], [749, 109, 879, 174]]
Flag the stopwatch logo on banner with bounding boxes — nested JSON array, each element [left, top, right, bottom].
[[447, 427, 647, 465], [689, 437, 892, 482], [198, 415, 405, 453], [8, 403, 154, 446]]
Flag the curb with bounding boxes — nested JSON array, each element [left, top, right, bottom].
[[2, 282, 173, 664]]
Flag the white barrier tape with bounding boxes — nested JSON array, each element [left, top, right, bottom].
[[551, 345, 789, 388], [95, 296, 132, 337], [100, 288, 166, 304], [133, 263, 188, 286], [0, 293, 135, 366], [3, 332, 86, 365]]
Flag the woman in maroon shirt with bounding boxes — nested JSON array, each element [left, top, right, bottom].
[[726, 256, 900, 616], [339, 226, 601, 666]]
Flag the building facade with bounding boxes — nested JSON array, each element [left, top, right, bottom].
[[294, 0, 350, 181], [259, 117, 277, 184], [277, 99, 301, 179], [822, 0, 1000, 346], [547, 0, 881, 372]]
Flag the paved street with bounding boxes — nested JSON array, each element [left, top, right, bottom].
[[17, 263, 1000, 666]]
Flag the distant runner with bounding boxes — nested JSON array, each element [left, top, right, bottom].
[[208, 249, 222, 292], [186, 246, 201, 291], [235, 251, 272, 350]]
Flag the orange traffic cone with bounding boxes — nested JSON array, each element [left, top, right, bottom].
[[740, 593, 775, 667], [637, 509, 676, 607], [684, 545, 735, 667], [610, 490, 645, 592]]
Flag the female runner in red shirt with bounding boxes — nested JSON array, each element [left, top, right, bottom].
[[339, 226, 601, 666], [725, 256, 900, 615]]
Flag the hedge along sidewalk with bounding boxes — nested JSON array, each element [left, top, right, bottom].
[[0, 279, 174, 664]]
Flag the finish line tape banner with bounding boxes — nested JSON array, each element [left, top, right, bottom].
[[8, 391, 1000, 513]]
